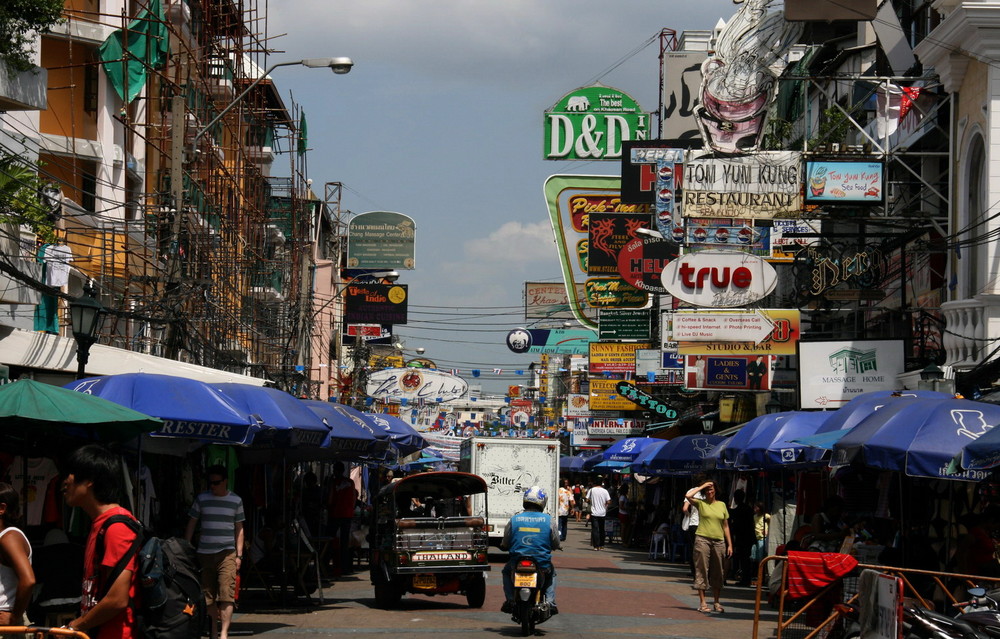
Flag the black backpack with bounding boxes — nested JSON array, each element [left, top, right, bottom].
[[96, 515, 206, 639]]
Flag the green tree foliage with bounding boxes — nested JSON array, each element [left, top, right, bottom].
[[0, 0, 64, 72], [0, 157, 58, 243]]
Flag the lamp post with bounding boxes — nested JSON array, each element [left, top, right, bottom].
[[69, 285, 105, 379], [918, 363, 954, 393]]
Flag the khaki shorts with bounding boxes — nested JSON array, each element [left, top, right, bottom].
[[199, 550, 239, 605]]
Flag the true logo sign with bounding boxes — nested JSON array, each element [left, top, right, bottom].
[[615, 381, 678, 418], [660, 250, 776, 307]]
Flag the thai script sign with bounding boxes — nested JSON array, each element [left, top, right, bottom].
[[544, 86, 650, 160], [347, 211, 416, 269], [683, 151, 802, 218]]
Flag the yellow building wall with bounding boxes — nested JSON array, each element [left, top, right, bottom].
[[40, 38, 98, 140]]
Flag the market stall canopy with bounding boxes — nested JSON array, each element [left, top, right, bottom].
[[951, 423, 1000, 473], [635, 435, 727, 475], [717, 413, 785, 467], [561, 452, 601, 472], [66, 373, 262, 445], [214, 383, 329, 448], [813, 389, 954, 434], [365, 413, 428, 456], [300, 400, 386, 460], [602, 437, 663, 463], [734, 411, 830, 470], [0, 378, 161, 442], [629, 440, 670, 474], [831, 397, 1000, 480]]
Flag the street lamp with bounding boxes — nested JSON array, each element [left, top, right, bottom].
[[69, 286, 105, 379], [191, 57, 355, 148]]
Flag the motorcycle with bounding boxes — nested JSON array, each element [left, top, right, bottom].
[[953, 588, 1000, 638], [511, 557, 553, 636], [901, 587, 1000, 639]]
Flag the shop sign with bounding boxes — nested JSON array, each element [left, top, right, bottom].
[[505, 328, 597, 355], [677, 309, 801, 356], [366, 367, 468, 402], [588, 342, 652, 375], [544, 86, 650, 161], [584, 277, 649, 308], [598, 309, 651, 340], [615, 381, 678, 417], [545, 176, 649, 330], [346, 211, 416, 269], [588, 415, 649, 436], [673, 310, 775, 343], [798, 339, 904, 408], [684, 355, 773, 391], [685, 218, 770, 257], [683, 151, 802, 219], [804, 161, 884, 204], [635, 348, 684, 385], [619, 140, 692, 204], [344, 283, 408, 325], [616, 234, 679, 293], [770, 219, 819, 262], [566, 393, 590, 417], [588, 213, 654, 275], [342, 324, 391, 345], [661, 250, 776, 307], [524, 281, 595, 322], [660, 52, 708, 141]]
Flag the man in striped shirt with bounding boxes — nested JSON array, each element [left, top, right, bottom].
[[185, 466, 245, 639]]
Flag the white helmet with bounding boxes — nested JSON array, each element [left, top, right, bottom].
[[523, 486, 548, 509]]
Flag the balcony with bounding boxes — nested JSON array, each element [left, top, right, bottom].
[[0, 64, 47, 111], [246, 145, 275, 164], [940, 298, 1000, 369]]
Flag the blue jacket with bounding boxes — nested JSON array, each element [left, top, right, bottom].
[[502, 510, 559, 569]]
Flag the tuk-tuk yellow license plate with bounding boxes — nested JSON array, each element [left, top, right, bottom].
[[514, 573, 537, 588], [412, 574, 437, 589]]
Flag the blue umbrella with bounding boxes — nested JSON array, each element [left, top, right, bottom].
[[300, 400, 385, 459], [560, 453, 594, 472], [629, 440, 669, 473], [602, 437, 663, 463], [214, 383, 329, 448], [365, 412, 428, 456], [791, 429, 850, 451], [831, 397, 1000, 480], [636, 435, 727, 475], [813, 389, 954, 435], [734, 411, 830, 470], [953, 426, 1000, 473], [718, 413, 783, 467], [67, 373, 262, 445]]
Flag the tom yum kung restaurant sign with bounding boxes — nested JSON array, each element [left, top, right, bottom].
[[683, 151, 803, 219], [544, 86, 650, 160]]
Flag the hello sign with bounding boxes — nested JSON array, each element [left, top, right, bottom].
[[660, 250, 777, 308]]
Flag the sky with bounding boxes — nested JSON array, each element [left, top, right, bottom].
[[268, 0, 739, 394]]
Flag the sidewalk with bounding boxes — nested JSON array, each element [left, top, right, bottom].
[[229, 517, 777, 638]]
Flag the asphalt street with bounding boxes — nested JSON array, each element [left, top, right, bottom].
[[229, 518, 777, 638]]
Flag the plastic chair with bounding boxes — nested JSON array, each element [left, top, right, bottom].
[[649, 533, 667, 559], [669, 524, 690, 563]]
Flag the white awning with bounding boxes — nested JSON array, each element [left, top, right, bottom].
[[0, 325, 266, 385]]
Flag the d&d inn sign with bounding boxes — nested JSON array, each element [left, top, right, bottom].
[[544, 86, 650, 160]]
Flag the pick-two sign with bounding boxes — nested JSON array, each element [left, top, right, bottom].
[[615, 381, 678, 418]]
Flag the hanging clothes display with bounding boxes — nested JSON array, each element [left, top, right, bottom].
[[4, 456, 60, 526]]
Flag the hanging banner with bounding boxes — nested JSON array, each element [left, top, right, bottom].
[[346, 211, 416, 269]]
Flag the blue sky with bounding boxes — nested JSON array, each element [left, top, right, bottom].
[[269, 0, 739, 393]]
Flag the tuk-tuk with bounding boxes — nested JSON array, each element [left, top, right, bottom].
[[370, 471, 490, 609]]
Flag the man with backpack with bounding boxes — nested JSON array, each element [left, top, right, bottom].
[[62, 444, 140, 639], [186, 465, 245, 639]]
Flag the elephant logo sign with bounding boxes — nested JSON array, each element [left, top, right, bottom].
[[566, 95, 590, 112]]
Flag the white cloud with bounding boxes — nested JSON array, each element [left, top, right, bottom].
[[463, 221, 555, 263]]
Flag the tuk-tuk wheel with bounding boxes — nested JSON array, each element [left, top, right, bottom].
[[466, 573, 486, 608], [374, 581, 403, 609]]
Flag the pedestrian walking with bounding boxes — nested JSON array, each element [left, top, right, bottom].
[[0, 482, 34, 626], [572, 483, 583, 522], [186, 465, 245, 639], [63, 444, 140, 639], [587, 477, 611, 550], [685, 479, 732, 614], [728, 489, 755, 586], [557, 479, 573, 541], [326, 461, 358, 576], [681, 473, 706, 576]]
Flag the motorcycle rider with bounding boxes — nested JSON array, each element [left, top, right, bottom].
[[500, 486, 560, 615]]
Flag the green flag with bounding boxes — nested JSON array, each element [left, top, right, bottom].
[[98, 0, 169, 104], [297, 110, 308, 156]]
